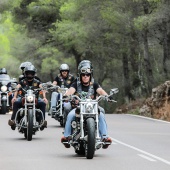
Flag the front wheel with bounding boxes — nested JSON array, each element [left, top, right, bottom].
[[27, 109, 33, 141], [1, 101, 7, 114], [85, 118, 96, 159]]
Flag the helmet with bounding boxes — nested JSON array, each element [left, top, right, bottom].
[[24, 65, 36, 80], [0, 68, 7, 74], [78, 60, 93, 75], [59, 64, 69, 72], [78, 60, 93, 82], [19, 62, 32, 70]]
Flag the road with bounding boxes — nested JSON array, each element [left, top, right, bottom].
[[0, 113, 170, 170]]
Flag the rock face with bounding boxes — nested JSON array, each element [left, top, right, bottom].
[[139, 81, 170, 121]]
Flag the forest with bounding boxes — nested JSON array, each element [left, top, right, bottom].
[[0, 0, 170, 111]]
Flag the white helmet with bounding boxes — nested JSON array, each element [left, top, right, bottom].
[[59, 64, 69, 72]]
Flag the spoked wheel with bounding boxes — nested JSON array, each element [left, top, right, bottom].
[[85, 118, 95, 159], [27, 109, 33, 141]]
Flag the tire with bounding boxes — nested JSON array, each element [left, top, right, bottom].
[[1, 101, 7, 114], [85, 118, 96, 159], [27, 109, 33, 141], [62, 110, 67, 127], [60, 117, 64, 127]]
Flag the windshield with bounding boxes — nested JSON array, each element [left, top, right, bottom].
[[0, 74, 11, 85], [0, 74, 10, 81]]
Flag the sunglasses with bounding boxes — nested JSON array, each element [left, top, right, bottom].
[[61, 70, 68, 72], [25, 71, 35, 75], [81, 73, 91, 77]]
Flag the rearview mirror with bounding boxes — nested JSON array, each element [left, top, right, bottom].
[[110, 88, 119, 95]]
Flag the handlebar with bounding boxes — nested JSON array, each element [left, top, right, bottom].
[[64, 94, 117, 103], [42, 83, 68, 93]]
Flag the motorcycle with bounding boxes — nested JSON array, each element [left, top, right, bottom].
[[13, 83, 50, 141], [49, 85, 69, 127], [63, 88, 119, 159], [0, 74, 13, 114]]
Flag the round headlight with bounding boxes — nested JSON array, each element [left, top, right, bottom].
[[26, 96, 34, 102], [1, 85, 7, 92], [86, 103, 93, 112]]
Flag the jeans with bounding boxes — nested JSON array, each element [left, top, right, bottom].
[[64, 106, 108, 139], [50, 92, 59, 108], [50, 92, 72, 113], [11, 97, 46, 120], [63, 102, 72, 113]]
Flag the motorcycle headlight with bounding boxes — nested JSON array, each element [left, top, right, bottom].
[[26, 95, 34, 102], [85, 103, 93, 112], [1, 85, 7, 92]]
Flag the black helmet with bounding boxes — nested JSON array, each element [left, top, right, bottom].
[[19, 62, 32, 70], [0, 68, 7, 74], [24, 65, 36, 80], [59, 64, 70, 72]]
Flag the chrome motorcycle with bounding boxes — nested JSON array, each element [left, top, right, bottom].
[[14, 83, 49, 141], [0, 74, 12, 114], [49, 85, 69, 127], [64, 88, 119, 159]]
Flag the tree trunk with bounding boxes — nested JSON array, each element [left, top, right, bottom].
[[71, 47, 82, 68], [143, 28, 154, 93], [122, 52, 135, 101], [142, 1, 154, 94], [129, 29, 140, 89]]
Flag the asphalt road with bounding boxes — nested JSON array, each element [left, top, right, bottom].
[[0, 113, 170, 170]]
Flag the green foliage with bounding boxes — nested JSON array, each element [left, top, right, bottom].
[[60, 1, 79, 20], [0, 0, 170, 111], [52, 20, 88, 53]]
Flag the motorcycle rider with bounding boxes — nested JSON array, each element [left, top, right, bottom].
[[0, 68, 13, 110], [49, 64, 75, 116], [61, 60, 112, 149], [8, 65, 48, 130], [19, 62, 41, 82]]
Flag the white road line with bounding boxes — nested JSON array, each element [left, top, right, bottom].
[[138, 154, 156, 162], [126, 114, 170, 124], [111, 138, 170, 165]]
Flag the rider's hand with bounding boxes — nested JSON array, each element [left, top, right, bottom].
[[12, 97, 17, 104], [63, 95, 68, 99], [107, 96, 113, 102], [43, 98, 48, 104]]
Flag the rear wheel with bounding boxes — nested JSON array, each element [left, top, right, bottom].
[[27, 109, 33, 141], [85, 118, 95, 159]]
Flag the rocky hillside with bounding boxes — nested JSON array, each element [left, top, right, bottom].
[[139, 81, 170, 121], [116, 81, 170, 122]]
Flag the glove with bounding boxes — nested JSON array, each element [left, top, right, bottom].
[[63, 95, 68, 99], [107, 96, 113, 102]]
